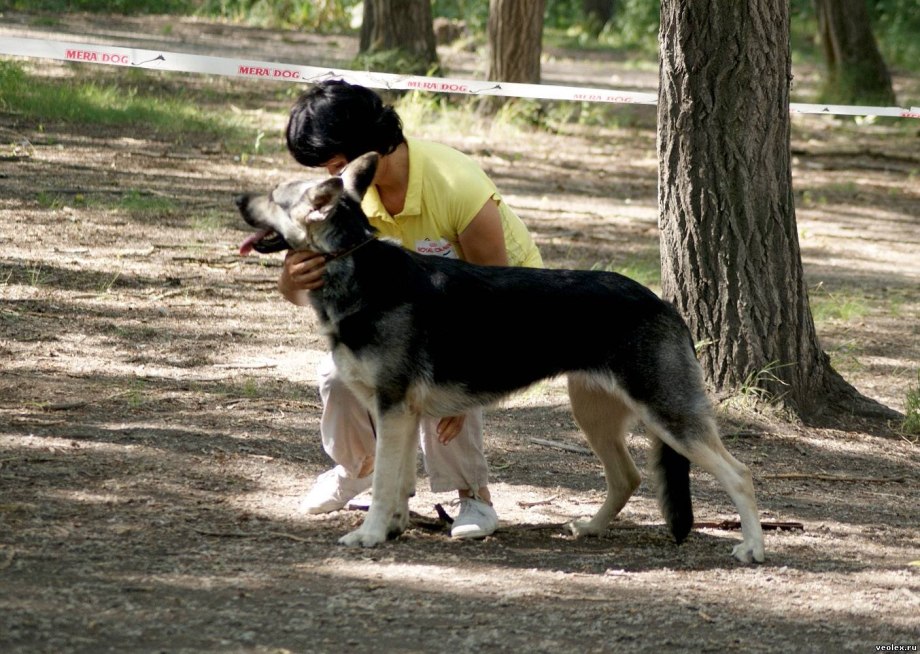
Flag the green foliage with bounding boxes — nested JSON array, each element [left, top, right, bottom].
[[195, 0, 360, 31], [0, 0, 362, 30], [790, 0, 919, 70], [544, 0, 583, 30], [5, 0, 915, 72], [0, 0, 193, 12], [431, 0, 489, 33], [606, 0, 660, 52], [867, 0, 920, 69], [431, 0, 660, 53]]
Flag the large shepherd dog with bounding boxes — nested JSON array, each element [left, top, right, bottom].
[[236, 153, 764, 563]]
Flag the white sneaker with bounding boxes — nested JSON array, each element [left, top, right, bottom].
[[300, 465, 372, 514], [450, 498, 499, 539]]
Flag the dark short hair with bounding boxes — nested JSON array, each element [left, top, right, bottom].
[[286, 80, 405, 168]]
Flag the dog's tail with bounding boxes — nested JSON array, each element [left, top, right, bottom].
[[651, 440, 693, 543]]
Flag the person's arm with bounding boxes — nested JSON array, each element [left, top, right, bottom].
[[457, 197, 509, 267], [436, 197, 509, 444], [278, 250, 327, 306]]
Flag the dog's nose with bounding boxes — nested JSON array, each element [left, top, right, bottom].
[[234, 194, 248, 210]]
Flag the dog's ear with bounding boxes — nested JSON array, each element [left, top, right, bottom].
[[341, 152, 379, 202], [306, 177, 344, 210]]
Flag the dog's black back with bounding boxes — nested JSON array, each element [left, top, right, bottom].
[[319, 243, 694, 407]]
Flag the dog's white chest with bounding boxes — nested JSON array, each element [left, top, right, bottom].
[[332, 346, 379, 405]]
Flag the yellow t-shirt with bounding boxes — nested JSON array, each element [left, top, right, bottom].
[[361, 138, 543, 268]]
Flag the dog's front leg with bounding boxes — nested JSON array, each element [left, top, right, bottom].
[[339, 406, 419, 548]]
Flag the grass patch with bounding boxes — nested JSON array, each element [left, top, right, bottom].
[[191, 209, 232, 232], [0, 61, 249, 142], [44, 189, 178, 217], [903, 371, 920, 436], [113, 189, 178, 214], [810, 288, 871, 324], [393, 91, 520, 143], [826, 340, 867, 373], [719, 360, 794, 417], [591, 256, 661, 290]]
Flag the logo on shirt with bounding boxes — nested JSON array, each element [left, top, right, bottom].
[[415, 238, 457, 258]]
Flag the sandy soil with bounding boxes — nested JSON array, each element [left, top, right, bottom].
[[1, 12, 919, 654]]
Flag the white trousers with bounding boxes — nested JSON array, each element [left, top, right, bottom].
[[317, 356, 490, 493]]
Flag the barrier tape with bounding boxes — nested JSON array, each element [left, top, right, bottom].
[[2, 36, 918, 119]]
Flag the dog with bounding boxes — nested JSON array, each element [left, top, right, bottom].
[[235, 152, 765, 563]]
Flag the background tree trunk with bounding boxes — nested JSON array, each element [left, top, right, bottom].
[[657, 0, 897, 422], [359, 0, 438, 74], [815, 0, 895, 105], [583, 0, 614, 36], [487, 0, 545, 83], [359, 0, 373, 53], [481, 0, 545, 113]]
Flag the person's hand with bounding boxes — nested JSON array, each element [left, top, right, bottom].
[[437, 415, 466, 444], [278, 250, 326, 304]]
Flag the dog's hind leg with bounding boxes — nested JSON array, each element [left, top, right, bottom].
[[566, 375, 641, 538], [339, 406, 419, 548], [647, 410, 765, 563], [686, 420, 764, 563]]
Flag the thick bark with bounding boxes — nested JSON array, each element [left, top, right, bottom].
[[657, 1, 897, 422], [487, 0, 545, 84], [815, 0, 895, 105], [359, 0, 438, 72]]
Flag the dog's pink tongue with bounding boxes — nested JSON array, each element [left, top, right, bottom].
[[239, 229, 270, 256]]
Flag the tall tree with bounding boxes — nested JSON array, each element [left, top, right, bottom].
[[656, 1, 896, 421], [815, 0, 896, 105], [487, 0, 546, 84], [359, 0, 438, 74]]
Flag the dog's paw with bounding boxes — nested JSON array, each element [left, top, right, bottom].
[[732, 540, 766, 564], [339, 527, 387, 548], [566, 519, 604, 539]]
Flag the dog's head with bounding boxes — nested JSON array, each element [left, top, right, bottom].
[[236, 152, 379, 255]]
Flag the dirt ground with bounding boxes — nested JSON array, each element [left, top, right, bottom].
[[1, 12, 919, 654]]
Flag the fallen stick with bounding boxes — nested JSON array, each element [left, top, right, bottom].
[[265, 531, 312, 543], [518, 495, 560, 509], [44, 390, 132, 411], [529, 437, 593, 455], [193, 529, 253, 538], [694, 520, 804, 532], [763, 473, 905, 483]]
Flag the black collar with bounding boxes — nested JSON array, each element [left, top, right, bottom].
[[322, 237, 376, 263]]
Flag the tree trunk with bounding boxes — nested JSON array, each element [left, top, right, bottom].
[[487, 0, 545, 84], [359, 0, 374, 53], [481, 0, 545, 113], [359, 0, 438, 74], [815, 0, 895, 105], [657, 0, 897, 422], [582, 0, 614, 36]]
